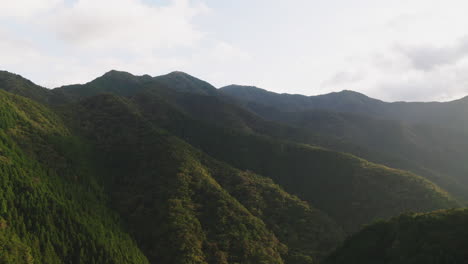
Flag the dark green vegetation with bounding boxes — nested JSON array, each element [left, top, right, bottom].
[[0, 69, 465, 263], [327, 209, 468, 264], [0, 90, 148, 264], [220, 85, 468, 202]]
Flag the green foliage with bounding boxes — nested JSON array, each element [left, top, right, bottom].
[[0, 91, 148, 263], [67, 94, 287, 263], [0, 227, 34, 264], [129, 90, 458, 233], [1, 70, 465, 263], [327, 209, 468, 264], [72, 91, 345, 262], [0, 71, 62, 105], [51, 70, 459, 260], [199, 159, 345, 262], [220, 85, 468, 203]]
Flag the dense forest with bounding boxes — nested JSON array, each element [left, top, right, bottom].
[[326, 209, 468, 264], [0, 69, 466, 263]]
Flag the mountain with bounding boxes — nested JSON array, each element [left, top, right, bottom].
[[0, 71, 348, 263], [54, 70, 216, 101], [220, 86, 386, 116], [220, 85, 468, 202], [66, 93, 345, 263], [0, 71, 58, 104], [220, 84, 468, 131], [0, 70, 464, 263], [326, 208, 468, 264], [55, 71, 459, 232]]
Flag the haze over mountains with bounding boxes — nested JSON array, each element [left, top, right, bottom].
[[1, 69, 467, 263], [221, 85, 468, 202]]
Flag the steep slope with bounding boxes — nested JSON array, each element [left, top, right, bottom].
[[126, 90, 459, 233], [1, 70, 463, 263], [52, 71, 460, 233], [64, 94, 344, 263], [270, 110, 468, 201], [0, 90, 148, 264], [1, 70, 347, 263], [156, 120, 458, 233], [326, 209, 468, 264]]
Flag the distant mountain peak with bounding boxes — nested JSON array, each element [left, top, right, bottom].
[[329, 90, 368, 97], [100, 70, 137, 79], [220, 85, 278, 96], [338, 89, 365, 95], [166, 70, 191, 76], [222, 84, 263, 90], [161, 71, 207, 83], [154, 71, 217, 95]]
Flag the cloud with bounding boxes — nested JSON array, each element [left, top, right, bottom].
[[396, 36, 468, 71], [0, 0, 61, 18], [358, 35, 468, 101], [0, 26, 46, 66], [320, 39, 468, 102], [4, 0, 468, 102], [45, 0, 209, 53], [368, 48, 468, 102], [373, 62, 468, 102], [0, 0, 247, 88]]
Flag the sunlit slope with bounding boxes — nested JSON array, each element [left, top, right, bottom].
[[0, 90, 149, 264], [144, 113, 458, 233], [65, 94, 344, 263]]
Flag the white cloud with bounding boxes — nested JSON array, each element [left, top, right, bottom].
[[373, 62, 468, 102], [0, 0, 61, 18], [310, 1, 468, 102], [3, 0, 468, 102], [45, 0, 209, 53], [0, 0, 252, 88]]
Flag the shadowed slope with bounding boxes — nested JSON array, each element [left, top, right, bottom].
[[327, 209, 468, 264], [65, 94, 344, 263]]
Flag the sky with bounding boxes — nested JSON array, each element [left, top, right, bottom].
[[2, 0, 468, 101]]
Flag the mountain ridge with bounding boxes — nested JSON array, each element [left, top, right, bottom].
[[0, 69, 466, 263]]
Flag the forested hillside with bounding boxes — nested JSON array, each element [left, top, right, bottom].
[[326, 209, 468, 264], [66, 93, 345, 263], [220, 85, 468, 203], [0, 90, 148, 264], [0, 72, 346, 263], [55, 70, 459, 232], [0, 70, 464, 263]]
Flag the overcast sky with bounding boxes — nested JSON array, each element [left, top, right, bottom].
[[2, 0, 468, 101]]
